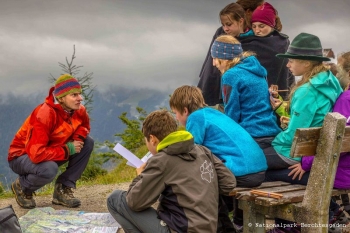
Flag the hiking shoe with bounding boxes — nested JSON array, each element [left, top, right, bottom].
[[11, 178, 36, 209], [52, 183, 81, 207]]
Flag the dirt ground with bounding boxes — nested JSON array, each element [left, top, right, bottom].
[[1, 183, 350, 233], [0, 182, 129, 218], [0, 182, 129, 232]]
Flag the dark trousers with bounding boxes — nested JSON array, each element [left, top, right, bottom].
[[9, 136, 94, 193], [221, 172, 266, 226], [107, 190, 170, 233], [254, 136, 291, 170], [264, 168, 340, 226]]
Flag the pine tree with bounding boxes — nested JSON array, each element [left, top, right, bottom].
[[49, 45, 95, 115]]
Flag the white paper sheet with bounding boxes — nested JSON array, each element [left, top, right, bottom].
[[113, 143, 144, 168], [126, 151, 153, 167]]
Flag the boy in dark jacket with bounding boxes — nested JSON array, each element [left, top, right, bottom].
[[107, 109, 236, 233]]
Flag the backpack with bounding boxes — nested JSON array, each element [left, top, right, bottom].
[[0, 205, 22, 233]]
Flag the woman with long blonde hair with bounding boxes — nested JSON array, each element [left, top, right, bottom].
[[267, 33, 343, 171], [264, 34, 344, 233]]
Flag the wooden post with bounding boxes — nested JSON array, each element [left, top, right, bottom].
[[296, 113, 346, 233], [240, 200, 266, 233]]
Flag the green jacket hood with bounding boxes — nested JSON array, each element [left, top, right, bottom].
[[157, 131, 196, 161], [309, 70, 343, 105]]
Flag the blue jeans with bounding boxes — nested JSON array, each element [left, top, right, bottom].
[[107, 190, 170, 233]]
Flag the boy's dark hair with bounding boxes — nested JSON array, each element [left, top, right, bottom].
[[169, 85, 207, 114], [142, 110, 177, 141]]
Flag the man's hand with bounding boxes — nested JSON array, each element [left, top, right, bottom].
[[288, 163, 306, 180], [72, 140, 84, 153], [136, 163, 147, 176]]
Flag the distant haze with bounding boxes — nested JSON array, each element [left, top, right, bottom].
[[1, 0, 349, 95]]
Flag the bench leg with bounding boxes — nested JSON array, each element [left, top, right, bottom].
[[240, 200, 266, 233]]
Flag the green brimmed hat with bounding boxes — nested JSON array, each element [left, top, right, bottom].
[[276, 32, 330, 61]]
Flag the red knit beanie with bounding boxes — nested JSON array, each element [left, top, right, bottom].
[[251, 2, 276, 28]]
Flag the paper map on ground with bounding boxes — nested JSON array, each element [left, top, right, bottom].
[[19, 207, 120, 233], [113, 143, 152, 168]]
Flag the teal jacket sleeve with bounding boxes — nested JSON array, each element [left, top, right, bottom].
[[275, 87, 317, 147]]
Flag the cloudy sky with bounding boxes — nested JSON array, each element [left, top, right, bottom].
[[1, 0, 350, 95]]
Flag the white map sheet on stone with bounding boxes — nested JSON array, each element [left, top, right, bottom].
[[19, 207, 120, 233]]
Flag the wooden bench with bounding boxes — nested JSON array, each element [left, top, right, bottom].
[[230, 112, 350, 233]]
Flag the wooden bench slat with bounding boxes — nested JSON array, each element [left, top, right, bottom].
[[254, 189, 306, 206], [236, 184, 306, 200], [290, 126, 350, 157], [229, 181, 290, 196]]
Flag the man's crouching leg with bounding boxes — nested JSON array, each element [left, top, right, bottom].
[[9, 155, 58, 209], [107, 190, 170, 233], [53, 136, 94, 207]]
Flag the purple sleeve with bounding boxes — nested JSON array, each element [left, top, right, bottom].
[[301, 156, 315, 171], [333, 91, 350, 126]]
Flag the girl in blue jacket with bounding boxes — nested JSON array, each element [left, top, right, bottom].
[[210, 34, 281, 151]]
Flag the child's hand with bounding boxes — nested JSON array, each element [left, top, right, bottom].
[[269, 84, 279, 98], [280, 116, 290, 129], [288, 163, 306, 180], [136, 163, 147, 175], [270, 96, 282, 110]]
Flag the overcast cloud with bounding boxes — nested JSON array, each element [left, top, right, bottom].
[[1, 0, 349, 95]]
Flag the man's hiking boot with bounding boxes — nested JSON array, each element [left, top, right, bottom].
[[52, 183, 81, 208], [11, 178, 36, 209]]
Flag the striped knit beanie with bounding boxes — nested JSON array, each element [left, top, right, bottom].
[[54, 74, 82, 98]]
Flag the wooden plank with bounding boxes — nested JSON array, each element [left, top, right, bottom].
[[300, 113, 346, 232], [229, 181, 290, 196], [332, 188, 350, 196], [254, 190, 306, 206], [236, 184, 306, 200], [290, 126, 350, 157]]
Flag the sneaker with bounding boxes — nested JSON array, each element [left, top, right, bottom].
[[331, 210, 350, 225], [328, 225, 342, 233], [232, 223, 243, 233], [52, 183, 81, 207], [11, 178, 36, 209]]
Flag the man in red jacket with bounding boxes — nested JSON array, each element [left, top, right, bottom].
[[8, 74, 94, 209]]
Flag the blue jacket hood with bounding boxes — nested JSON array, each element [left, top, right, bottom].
[[236, 56, 267, 79]]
